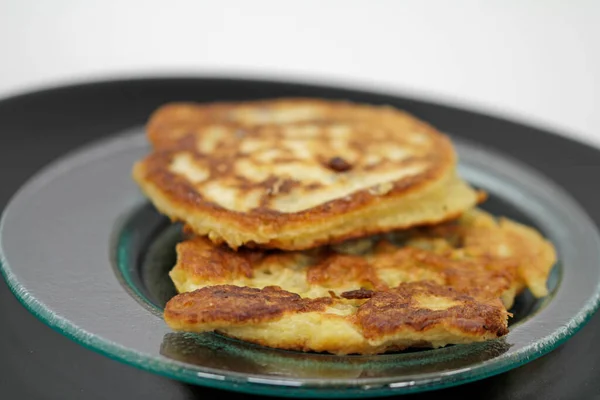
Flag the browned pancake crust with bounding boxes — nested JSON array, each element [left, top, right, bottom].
[[176, 237, 255, 283], [356, 282, 509, 339], [135, 143, 451, 222], [172, 236, 519, 302], [164, 282, 509, 343], [134, 125, 454, 229], [165, 285, 332, 325], [170, 209, 556, 309], [146, 98, 448, 150], [133, 98, 479, 250], [307, 254, 381, 289], [163, 209, 556, 354], [402, 209, 557, 297]]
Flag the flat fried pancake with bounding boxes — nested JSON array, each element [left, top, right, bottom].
[[169, 209, 555, 308], [164, 283, 509, 355], [133, 99, 480, 250], [145, 98, 455, 150], [164, 209, 556, 354]]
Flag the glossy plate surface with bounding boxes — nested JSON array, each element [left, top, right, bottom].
[[1, 115, 600, 398]]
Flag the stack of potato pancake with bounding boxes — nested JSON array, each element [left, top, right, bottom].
[[132, 99, 556, 355]]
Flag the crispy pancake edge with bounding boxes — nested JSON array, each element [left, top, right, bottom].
[[164, 283, 509, 355], [134, 98, 479, 249], [133, 164, 479, 250]]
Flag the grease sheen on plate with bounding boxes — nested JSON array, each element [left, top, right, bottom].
[[1, 121, 600, 397]]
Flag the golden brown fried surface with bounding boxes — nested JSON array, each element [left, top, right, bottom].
[[355, 282, 509, 339], [133, 98, 479, 250], [145, 98, 450, 150], [403, 209, 557, 298], [137, 98, 557, 354], [164, 282, 509, 355], [165, 285, 333, 325], [170, 209, 556, 308], [163, 209, 556, 354]]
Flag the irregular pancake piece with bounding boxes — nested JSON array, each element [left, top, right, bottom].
[[164, 283, 509, 355], [402, 209, 557, 298], [169, 209, 556, 311], [133, 99, 480, 250]]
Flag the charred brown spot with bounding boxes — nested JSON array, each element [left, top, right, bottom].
[[261, 177, 300, 205], [181, 224, 197, 239], [341, 288, 375, 299], [326, 156, 353, 172]]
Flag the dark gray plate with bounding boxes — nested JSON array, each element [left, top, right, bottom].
[[1, 124, 599, 398]]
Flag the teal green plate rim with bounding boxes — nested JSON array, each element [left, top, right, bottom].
[[1, 131, 600, 398]]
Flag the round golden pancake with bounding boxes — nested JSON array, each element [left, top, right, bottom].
[[133, 99, 480, 250]]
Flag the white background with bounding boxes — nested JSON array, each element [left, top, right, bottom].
[[1, 0, 599, 147]]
